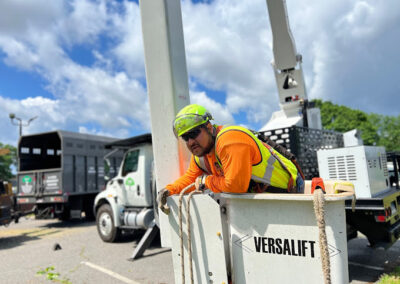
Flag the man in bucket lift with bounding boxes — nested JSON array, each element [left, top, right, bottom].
[[158, 104, 304, 213]]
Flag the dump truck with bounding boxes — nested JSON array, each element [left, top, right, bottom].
[[16, 130, 122, 220]]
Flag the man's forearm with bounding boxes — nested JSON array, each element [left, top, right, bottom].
[[205, 175, 249, 193], [166, 175, 197, 195]]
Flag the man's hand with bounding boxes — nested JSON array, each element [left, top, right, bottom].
[[157, 188, 170, 215], [195, 175, 208, 191]]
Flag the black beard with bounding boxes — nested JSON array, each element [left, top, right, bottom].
[[199, 128, 215, 156]]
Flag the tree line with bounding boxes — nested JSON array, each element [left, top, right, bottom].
[[0, 143, 17, 181], [313, 99, 400, 151]]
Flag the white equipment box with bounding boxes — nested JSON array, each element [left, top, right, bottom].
[[165, 193, 352, 284], [317, 146, 390, 198]]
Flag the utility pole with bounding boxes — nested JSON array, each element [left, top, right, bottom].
[[9, 113, 38, 137]]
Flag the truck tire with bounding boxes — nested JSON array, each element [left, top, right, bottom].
[[96, 204, 121, 242]]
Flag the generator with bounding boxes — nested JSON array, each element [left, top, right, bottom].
[[317, 146, 400, 246], [317, 146, 390, 198]]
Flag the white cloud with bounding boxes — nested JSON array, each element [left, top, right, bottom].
[[0, 0, 149, 145], [191, 91, 234, 125], [0, 0, 399, 147], [110, 1, 145, 78], [182, 0, 275, 124], [338, 2, 375, 38], [0, 96, 62, 144], [58, 0, 108, 46], [0, 37, 39, 70], [0, 0, 64, 36], [78, 126, 129, 139]]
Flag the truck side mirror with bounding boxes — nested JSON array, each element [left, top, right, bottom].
[[104, 159, 111, 182]]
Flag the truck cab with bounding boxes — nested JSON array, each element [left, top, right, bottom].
[[94, 134, 155, 242]]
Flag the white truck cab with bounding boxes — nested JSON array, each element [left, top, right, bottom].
[[94, 134, 156, 243]]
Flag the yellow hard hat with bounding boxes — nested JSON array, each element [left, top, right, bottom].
[[173, 104, 213, 137]]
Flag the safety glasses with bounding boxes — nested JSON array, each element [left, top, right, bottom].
[[181, 126, 202, 142]]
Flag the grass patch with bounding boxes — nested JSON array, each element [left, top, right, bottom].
[[36, 266, 71, 284], [377, 266, 400, 284]]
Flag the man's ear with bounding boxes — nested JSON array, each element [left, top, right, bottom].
[[205, 122, 213, 132], [205, 122, 216, 137]]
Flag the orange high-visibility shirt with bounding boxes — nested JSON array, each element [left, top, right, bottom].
[[166, 126, 261, 195]]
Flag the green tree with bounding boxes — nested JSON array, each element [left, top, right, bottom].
[[0, 143, 17, 180], [377, 115, 400, 152], [312, 99, 400, 151]]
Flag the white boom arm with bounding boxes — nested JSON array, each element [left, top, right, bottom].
[[139, 0, 321, 245], [140, 0, 191, 247], [261, 0, 321, 131]]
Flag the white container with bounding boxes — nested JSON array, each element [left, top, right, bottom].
[[165, 192, 352, 284], [223, 193, 350, 284], [166, 194, 229, 284]]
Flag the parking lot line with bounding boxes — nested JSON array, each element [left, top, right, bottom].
[[81, 261, 140, 284], [348, 261, 385, 271]]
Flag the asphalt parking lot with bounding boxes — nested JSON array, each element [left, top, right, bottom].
[[0, 217, 399, 283], [0, 218, 174, 284]]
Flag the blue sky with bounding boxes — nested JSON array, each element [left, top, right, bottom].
[[0, 0, 399, 145]]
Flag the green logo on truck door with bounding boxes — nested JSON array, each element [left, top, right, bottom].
[[22, 175, 32, 183], [125, 177, 135, 187], [21, 175, 33, 194]]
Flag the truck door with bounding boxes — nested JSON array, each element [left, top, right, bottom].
[[43, 171, 62, 194], [120, 149, 141, 207], [18, 173, 38, 196]]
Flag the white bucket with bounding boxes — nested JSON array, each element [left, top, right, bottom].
[[164, 189, 353, 284], [224, 193, 351, 284]]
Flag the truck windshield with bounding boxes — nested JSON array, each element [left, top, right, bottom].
[[122, 150, 139, 176]]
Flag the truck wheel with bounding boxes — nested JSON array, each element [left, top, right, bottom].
[[96, 204, 120, 242]]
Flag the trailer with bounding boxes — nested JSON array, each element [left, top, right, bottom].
[[16, 130, 122, 220]]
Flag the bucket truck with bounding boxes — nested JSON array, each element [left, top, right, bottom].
[[139, 1, 354, 283], [257, 0, 400, 247], [94, 0, 398, 273]]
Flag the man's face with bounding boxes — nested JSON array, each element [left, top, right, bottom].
[[182, 124, 214, 157]]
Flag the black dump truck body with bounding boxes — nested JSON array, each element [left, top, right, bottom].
[[16, 130, 122, 220]]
